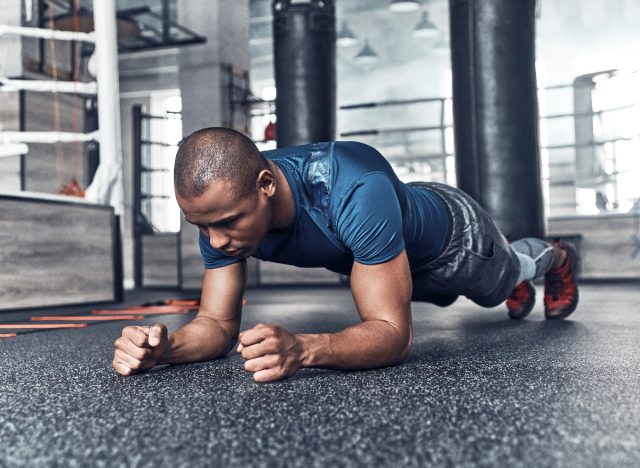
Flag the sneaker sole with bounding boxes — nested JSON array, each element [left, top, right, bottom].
[[545, 243, 579, 320], [545, 287, 579, 319], [508, 281, 536, 320]]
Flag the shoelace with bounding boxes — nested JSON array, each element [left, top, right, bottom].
[[546, 272, 563, 300], [546, 257, 573, 301]]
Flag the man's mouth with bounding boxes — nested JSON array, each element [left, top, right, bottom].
[[225, 248, 245, 257]]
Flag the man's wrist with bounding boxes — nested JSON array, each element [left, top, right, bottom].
[[296, 333, 330, 368], [157, 333, 175, 365]]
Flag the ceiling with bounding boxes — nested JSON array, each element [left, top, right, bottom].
[[249, 0, 450, 73], [248, 0, 640, 88]]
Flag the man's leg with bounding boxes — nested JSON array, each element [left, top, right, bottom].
[[408, 182, 522, 309], [508, 238, 579, 320], [411, 287, 458, 307]]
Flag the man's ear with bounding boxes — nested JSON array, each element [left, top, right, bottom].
[[256, 169, 276, 197]]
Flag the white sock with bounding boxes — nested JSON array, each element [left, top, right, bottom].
[[515, 252, 536, 283], [511, 238, 555, 279]]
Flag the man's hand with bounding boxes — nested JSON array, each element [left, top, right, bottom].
[[237, 323, 305, 383], [112, 324, 169, 376]]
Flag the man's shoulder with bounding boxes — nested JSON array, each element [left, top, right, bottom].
[[260, 141, 377, 158], [259, 140, 394, 198], [330, 141, 397, 185], [261, 142, 331, 160]]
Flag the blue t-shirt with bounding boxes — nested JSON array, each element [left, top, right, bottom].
[[198, 141, 450, 275]]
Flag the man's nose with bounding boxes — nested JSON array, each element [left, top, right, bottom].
[[208, 227, 230, 250]]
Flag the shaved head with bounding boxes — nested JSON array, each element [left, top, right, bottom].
[[174, 127, 268, 199]]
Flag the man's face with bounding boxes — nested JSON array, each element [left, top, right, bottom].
[[177, 176, 273, 259]]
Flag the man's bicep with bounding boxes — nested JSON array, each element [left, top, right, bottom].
[[350, 250, 412, 336], [198, 262, 246, 339]]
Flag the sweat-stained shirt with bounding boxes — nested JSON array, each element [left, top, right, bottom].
[[198, 141, 450, 275]]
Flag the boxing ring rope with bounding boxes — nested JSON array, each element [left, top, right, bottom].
[[0, 77, 97, 95], [0, 23, 94, 41], [0, 142, 29, 159], [0, 0, 124, 215], [0, 130, 99, 143]]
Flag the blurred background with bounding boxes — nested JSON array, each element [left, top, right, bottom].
[[1, 0, 639, 309]]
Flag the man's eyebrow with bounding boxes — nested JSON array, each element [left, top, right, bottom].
[[182, 213, 238, 226], [212, 215, 238, 224]]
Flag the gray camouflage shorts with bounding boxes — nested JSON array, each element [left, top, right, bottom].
[[408, 182, 521, 308]]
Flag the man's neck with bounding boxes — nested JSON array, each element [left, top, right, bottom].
[[268, 159, 295, 231]]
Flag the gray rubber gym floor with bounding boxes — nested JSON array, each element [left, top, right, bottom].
[[1, 283, 639, 467]]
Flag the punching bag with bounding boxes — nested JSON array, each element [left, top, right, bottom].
[[449, 0, 545, 240], [272, 0, 336, 147]]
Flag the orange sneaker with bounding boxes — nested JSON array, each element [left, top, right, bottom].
[[544, 242, 579, 320], [506, 280, 536, 320]]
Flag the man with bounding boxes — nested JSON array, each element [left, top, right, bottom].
[[112, 128, 578, 382]]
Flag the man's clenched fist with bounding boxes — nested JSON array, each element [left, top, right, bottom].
[[112, 324, 169, 376], [237, 323, 305, 383]]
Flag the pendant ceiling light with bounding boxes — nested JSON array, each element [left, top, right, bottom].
[[355, 40, 379, 64], [336, 20, 358, 48], [413, 11, 438, 38], [389, 0, 421, 13]]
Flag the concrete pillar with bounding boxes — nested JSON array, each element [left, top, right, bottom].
[[177, 0, 255, 289], [573, 72, 614, 193], [178, 0, 250, 134], [449, 0, 544, 240], [272, 0, 336, 147]]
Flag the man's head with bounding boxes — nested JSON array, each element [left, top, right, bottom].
[[174, 127, 267, 199], [174, 127, 276, 259]]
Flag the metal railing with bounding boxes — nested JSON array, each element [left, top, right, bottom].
[[336, 71, 640, 217], [132, 104, 182, 288]]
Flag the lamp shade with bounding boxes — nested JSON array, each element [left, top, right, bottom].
[[355, 40, 379, 64], [337, 20, 358, 47], [413, 11, 438, 38], [389, 0, 421, 13]]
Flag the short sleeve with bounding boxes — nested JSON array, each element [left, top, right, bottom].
[[198, 232, 242, 269], [335, 172, 405, 265]]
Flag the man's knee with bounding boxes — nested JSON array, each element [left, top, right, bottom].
[[471, 293, 507, 308], [411, 290, 459, 307]]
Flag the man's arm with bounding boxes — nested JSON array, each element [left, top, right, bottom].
[[161, 261, 246, 364], [301, 249, 413, 368], [238, 250, 413, 381], [112, 261, 245, 375]]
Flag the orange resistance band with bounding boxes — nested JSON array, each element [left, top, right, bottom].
[[31, 315, 146, 321]]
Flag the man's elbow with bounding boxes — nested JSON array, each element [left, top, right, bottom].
[[193, 315, 238, 358], [223, 336, 239, 356], [216, 329, 238, 357], [398, 335, 413, 363], [389, 330, 413, 365]]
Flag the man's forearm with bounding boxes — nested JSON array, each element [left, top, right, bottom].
[[160, 316, 234, 365], [297, 320, 412, 370]]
